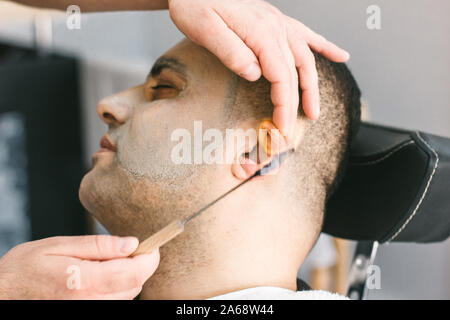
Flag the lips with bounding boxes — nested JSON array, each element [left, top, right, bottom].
[[100, 135, 117, 152]]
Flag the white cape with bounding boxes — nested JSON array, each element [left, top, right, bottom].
[[208, 286, 349, 300]]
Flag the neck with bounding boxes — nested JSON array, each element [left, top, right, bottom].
[[139, 238, 299, 300], [138, 177, 322, 300], [138, 208, 312, 300]]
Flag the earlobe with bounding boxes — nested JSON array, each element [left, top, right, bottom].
[[231, 155, 259, 180]]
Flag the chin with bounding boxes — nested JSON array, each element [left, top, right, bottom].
[[79, 171, 119, 235], [78, 170, 99, 217], [78, 162, 148, 237], [78, 163, 112, 218], [78, 154, 168, 240], [79, 152, 117, 215]]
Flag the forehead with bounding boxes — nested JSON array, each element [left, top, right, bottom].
[[157, 39, 231, 81]]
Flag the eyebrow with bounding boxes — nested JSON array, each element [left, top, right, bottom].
[[148, 57, 187, 79]]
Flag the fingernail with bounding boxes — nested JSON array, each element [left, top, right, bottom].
[[314, 103, 321, 119], [343, 50, 350, 60], [119, 237, 138, 254], [280, 126, 290, 140], [241, 62, 261, 81], [279, 118, 291, 139], [288, 124, 295, 141]]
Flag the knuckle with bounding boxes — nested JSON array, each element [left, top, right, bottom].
[[301, 76, 318, 91], [225, 53, 247, 73], [93, 235, 104, 253], [296, 47, 315, 67], [197, 7, 216, 25], [12, 240, 39, 256], [44, 236, 66, 248], [315, 36, 327, 52], [290, 18, 304, 31], [92, 235, 116, 254], [260, 0, 283, 18], [188, 11, 217, 45], [271, 7, 283, 17], [264, 16, 283, 34], [220, 47, 234, 64], [10, 242, 28, 254], [290, 30, 307, 45], [265, 6, 285, 26], [305, 49, 316, 63]]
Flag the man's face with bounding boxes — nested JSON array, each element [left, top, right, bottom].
[[79, 39, 241, 239]]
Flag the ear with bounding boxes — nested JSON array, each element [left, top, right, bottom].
[[231, 118, 308, 180], [229, 120, 259, 180]]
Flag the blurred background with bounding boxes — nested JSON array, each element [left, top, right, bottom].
[[0, 0, 448, 299]]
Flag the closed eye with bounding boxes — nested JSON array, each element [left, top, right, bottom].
[[145, 81, 179, 101], [144, 69, 186, 101], [151, 84, 174, 90]]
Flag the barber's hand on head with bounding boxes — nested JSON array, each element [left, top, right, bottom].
[[168, 0, 350, 138], [0, 235, 159, 300]]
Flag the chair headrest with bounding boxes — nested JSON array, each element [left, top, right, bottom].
[[324, 123, 450, 243]]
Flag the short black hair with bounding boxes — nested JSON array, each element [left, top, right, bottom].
[[227, 52, 361, 237], [319, 54, 362, 200]]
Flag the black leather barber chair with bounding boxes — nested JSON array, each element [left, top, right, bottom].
[[322, 123, 450, 299]]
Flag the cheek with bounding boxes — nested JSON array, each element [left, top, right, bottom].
[[115, 101, 194, 180], [130, 100, 184, 146]]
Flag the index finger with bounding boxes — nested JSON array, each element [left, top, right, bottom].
[[289, 40, 320, 120], [286, 16, 350, 63], [42, 235, 139, 260], [257, 36, 298, 139]]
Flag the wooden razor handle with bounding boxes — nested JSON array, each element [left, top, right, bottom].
[[130, 220, 185, 257]]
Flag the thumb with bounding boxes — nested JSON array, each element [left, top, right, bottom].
[[43, 235, 139, 260]]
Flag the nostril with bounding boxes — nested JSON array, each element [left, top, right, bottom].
[[102, 112, 116, 122], [97, 98, 130, 125]]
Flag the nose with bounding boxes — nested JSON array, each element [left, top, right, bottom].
[[97, 95, 131, 126]]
